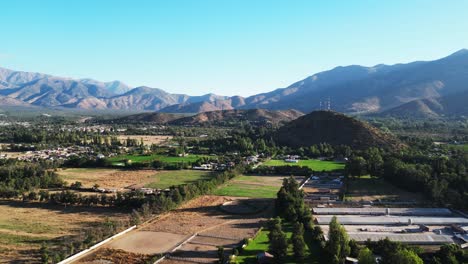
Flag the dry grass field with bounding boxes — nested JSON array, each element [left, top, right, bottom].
[[116, 135, 173, 146], [57, 168, 214, 190], [346, 175, 424, 202], [0, 200, 126, 263], [57, 168, 160, 189]]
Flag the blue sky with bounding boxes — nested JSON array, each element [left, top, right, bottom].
[[1, 0, 468, 96]]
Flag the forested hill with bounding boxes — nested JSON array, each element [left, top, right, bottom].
[[274, 111, 402, 150]]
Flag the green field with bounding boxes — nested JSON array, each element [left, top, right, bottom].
[[262, 159, 344, 171], [107, 154, 208, 165], [144, 170, 214, 189], [235, 223, 320, 264], [214, 175, 288, 198]]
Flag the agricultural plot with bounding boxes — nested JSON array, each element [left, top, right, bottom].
[[0, 200, 125, 263], [143, 170, 214, 189], [107, 154, 208, 166], [214, 175, 303, 199], [116, 135, 173, 146], [58, 168, 214, 190], [262, 159, 344, 171], [345, 175, 423, 202]]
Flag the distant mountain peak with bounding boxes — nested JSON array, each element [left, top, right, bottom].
[[449, 48, 468, 57]]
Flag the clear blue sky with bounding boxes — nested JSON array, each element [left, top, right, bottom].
[[1, 0, 468, 96]]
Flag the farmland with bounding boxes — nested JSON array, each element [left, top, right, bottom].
[[0, 200, 126, 263], [107, 154, 209, 166], [116, 135, 173, 146], [345, 175, 423, 202], [262, 159, 345, 171], [214, 175, 302, 199], [57, 168, 214, 189], [143, 170, 214, 189]]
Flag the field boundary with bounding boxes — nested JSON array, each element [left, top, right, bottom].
[[57, 225, 136, 264]]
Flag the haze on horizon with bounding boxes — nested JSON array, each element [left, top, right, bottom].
[[1, 0, 468, 96]]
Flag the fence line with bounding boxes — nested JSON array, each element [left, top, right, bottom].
[[57, 225, 136, 264]]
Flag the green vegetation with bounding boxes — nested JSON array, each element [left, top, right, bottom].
[[214, 175, 286, 198], [144, 170, 214, 189], [263, 159, 344, 171], [214, 183, 279, 198], [235, 223, 319, 264], [107, 154, 208, 165]]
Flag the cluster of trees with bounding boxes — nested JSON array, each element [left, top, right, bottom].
[[0, 161, 63, 198], [255, 165, 315, 176], [346, 146, 468, 209], [276, 177, 312, 229]]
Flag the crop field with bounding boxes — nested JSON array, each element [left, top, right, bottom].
[[262, 159, 345, 171], [214, 175, 302, 199], [58, 168, 214, 189], [116, 135, 173, 146], [107, 154, 209, 166], [346, 175, 423, 202], [143, 170, 214, 189], [0, 200, 126, 263]]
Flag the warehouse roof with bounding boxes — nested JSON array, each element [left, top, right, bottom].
[[313, 207, 453, 216], [315, 215, 468, 225]]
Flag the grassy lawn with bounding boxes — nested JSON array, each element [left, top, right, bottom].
[[214, 183, 279, 198], [144, 170, 214, 189], [107, 154, 209, 165], [346, 175, 423, 202], [235, 223, 320, 264], [214, 175, 289, 198], [262, 159, 344, 171]]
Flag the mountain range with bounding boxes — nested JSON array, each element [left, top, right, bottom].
[[112, 109, 304, 126], [1, 49, 468, 117]]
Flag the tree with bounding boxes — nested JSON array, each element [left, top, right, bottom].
[[349, 239, 360, 257], [268, 217, 288, 261], [392, 249, 423, 264], [292, 222, 306, 261], [345, 156, 367, 178], [326, 216, 350, 264], [40, 243, 49, 264], [217, 246, 226, 264], [358, 247, 376, 264]]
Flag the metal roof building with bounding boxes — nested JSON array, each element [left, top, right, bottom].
[[315, 215, 468, 225], [313, 207, 453, 216], [343, 233, 455, 245]]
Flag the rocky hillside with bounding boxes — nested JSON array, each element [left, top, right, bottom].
[[169, 109, 304, 126], [113, 112, 184, 123], [274, 111, 402, 149], [378, 90, 468, 119]]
